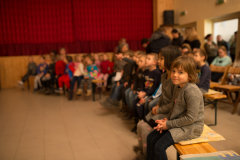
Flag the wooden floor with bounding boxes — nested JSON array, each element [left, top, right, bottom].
[[0, 89, 240, 160]]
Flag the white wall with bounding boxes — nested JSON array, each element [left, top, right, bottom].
[[213, 19, 238, 43]]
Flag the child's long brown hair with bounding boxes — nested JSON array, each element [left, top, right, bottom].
[[171, 56, 199, 83]]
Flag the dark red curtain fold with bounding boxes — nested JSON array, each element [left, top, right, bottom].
[[0, 0, 152, 56]]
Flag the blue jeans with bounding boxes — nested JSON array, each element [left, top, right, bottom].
[[147, 130, 174, 160], [147, 97, 160, 111], [125, 88, 132, 108], [110, 84, 124, 100], [70, 76, 83, 91]]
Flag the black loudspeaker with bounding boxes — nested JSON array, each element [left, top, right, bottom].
[[163, 10, 174, 25]]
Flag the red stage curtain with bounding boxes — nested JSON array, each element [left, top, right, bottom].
[[0, 0, 152, 56]]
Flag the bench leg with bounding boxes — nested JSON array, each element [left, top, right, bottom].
[[92, 83, 96, 101], [232, 94, 240, 114], [177, 151, 180, 160], [214, 100, 217, 126]]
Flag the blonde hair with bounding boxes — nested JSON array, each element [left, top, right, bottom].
[[171, 56, 199, 83], [148, 53, 158, 62], [74, 54, 81, 62], [185, 27, 200, 42]]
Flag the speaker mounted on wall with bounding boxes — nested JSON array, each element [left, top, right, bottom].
[[163, 10, 174, 25]]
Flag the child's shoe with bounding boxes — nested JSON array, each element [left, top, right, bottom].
[[76, 89, 82, 96], [18, 81, 23, 86], [55, 88, 63, 94], [86, 90, 92, 96]]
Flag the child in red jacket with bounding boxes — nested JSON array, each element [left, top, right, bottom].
[[55, 56, 75, 94], [55, 54, 66, 89], [98, 53, 110, 91]]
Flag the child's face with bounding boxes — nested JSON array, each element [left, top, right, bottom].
[[76, 56, 82, 62], [187, 53, 194, 58], [117, 53, 123, 60], [103, 54, 108, 61], [138, 57, 146, 69], [218, 49, 225, 57], [158, 54, 165, 70], [121, 45, 128, 53], [86, 57, 93, 65], [94, 54, 99, 60], [142, 43, 148, 48], [171, 66, 190, 88], [124, 54, 130, 59], [133, 53, 138, 62], [59, 48, 66, 55], [193, 52, 204, 64], [182, 48, 189, 55], [145, 55, 156, 67]]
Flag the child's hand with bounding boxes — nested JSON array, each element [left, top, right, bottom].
[[148, 99, 152, 102], [155, 118, 168, 133], [45, 73, 50, 78], [85, 76, 89, 79], [116, 82, 120, 87], [124, 82, 128, 87], [151, 105, 159, 115], [131, 84, 134, 90], [137, 91, 146, 99]]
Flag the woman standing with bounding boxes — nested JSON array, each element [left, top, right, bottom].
[[204, 34, 218, 64], [183, 27, 201, 51]]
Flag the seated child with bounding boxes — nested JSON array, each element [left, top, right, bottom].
[[193, 49, 211, 94], [41, 53, 57, 94], [106, 52, 126, 89], [131, 53, 161, 132], [94, 54, 101, 73], [97, 53, 110, 91], [78, 55, 98, 96], [55, 54, 66, 89], [211, 46, 232, 82], [146, 56, 204, 160], [55, 56, 75, 94], [125, 52, 146, 113], [34, 56, 48, 91], [134, 46, 182, 159], [146, 53, 166, 111], [69, 55, 84, 100], [101, 51, 134, 108], [18, 56, 37, 87]]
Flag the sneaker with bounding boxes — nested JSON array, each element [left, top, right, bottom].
[[131, 124, 137, 132], [18, 81, 23, 86], [45, 89, 50, 95], [76, 89, 82, 96], [55, 89, 63, 94], [86, 90, 92, 96], [99, 100, 113, 109]]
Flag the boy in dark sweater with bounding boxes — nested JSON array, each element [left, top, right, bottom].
[[131, 53, 161, 132], [18, 56, 37, 87], [193, 49, 211, 94], [101, 51, 134, 108]]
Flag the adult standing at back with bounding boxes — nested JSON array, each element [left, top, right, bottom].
[[183, 27, 201, 51], [217, 35, 229, 53], [204, 34, 218, 64], [146, 26, 171, 54], [171, 29, 183, 48]]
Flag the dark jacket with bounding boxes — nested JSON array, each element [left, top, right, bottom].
[[183, 39, 201, 50], [119, 62, 133, 86], [171, 35, 184, 47], [146, 33, 171, 53]]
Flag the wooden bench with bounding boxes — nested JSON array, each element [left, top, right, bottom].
[[92, 79, 105, 101], [209, 65, 230, 89], [203, 91, 227, 126], [174, 143, 217, 160]]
